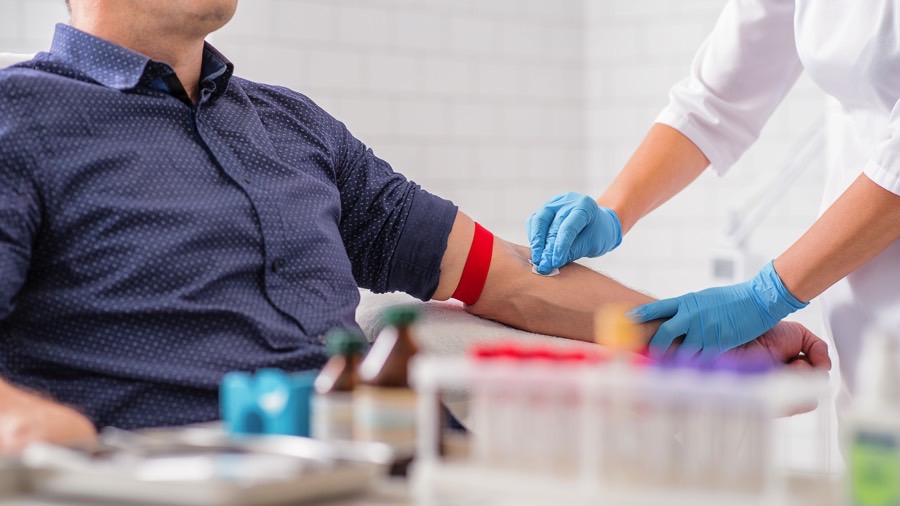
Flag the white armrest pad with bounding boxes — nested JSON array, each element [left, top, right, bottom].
[[0, 53, 35, 70]]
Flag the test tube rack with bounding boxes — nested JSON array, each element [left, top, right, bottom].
[[409, 347, 832, 506]]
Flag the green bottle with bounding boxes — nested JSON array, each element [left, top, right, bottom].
[[311, 328, 367, 441], [847, 330, 900, 506], [353, 306, 421, 452]]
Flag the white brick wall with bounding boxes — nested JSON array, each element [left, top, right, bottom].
[[213, 0, 587, 241], [0, 0, 67, 53]]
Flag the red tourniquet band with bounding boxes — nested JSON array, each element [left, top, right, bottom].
[[451, 222, 494, 305]]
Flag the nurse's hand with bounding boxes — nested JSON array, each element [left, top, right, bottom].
[[527, 192, 622, 275], [628, 261, 809, 360]]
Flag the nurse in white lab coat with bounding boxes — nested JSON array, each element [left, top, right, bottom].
[[528, 0, 900, 389]]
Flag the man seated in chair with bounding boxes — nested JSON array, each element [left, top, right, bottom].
[[0, 0, 831, 451]]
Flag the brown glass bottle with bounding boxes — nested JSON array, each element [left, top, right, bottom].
[[311, 329, 367, 441], [353, 306, 420, 462]]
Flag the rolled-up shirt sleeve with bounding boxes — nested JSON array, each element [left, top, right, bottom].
[[863, 100, 900, 196], [656, 0, 804, 175], [334, 123, 457, 301]]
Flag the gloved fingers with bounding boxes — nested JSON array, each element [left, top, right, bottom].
[[552, 207, 592, 267], [598, 207, 623, 248], [626, 298, 679, 324], [527, 207, 556, 265], [536, 209, 569, 274], [671, 329, 706, 362], [537, 236, 557, 275], [696, 344, 723, 364], [648, 314, 689, 359]]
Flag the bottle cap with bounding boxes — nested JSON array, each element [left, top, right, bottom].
[[470, 344, 501, 360], [531, 347, 557, 362], [324, 328, 368, 356], [381, 305, 420, 327], [594, 304, 643, 353], [557, 349, 589, 362]]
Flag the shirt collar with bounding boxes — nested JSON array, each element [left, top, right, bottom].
[[49, 23, 234, 100]]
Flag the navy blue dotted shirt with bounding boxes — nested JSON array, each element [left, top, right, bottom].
[[0, 24, 457, 430]]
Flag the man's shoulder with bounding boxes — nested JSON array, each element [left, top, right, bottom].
[[231, 76, 335, 120], [0, 58, 86, 103], [0, 66, 44, 94], [0, 66, 47, 115]]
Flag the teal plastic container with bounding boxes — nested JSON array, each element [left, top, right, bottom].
[[220, 368, 317, 437]]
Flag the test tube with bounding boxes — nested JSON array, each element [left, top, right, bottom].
[[642, 359, 680, 488], [547, 348, 592, 478], [486, 344, 520, 470], [737, 360, 775, 495], [516, 346, 559, 474], [711, 363, 746, 491], [469, 345, 498, 467], [579, 350, 608, 482], [674, 360, 715, 490], [593, 305, 645, 487]]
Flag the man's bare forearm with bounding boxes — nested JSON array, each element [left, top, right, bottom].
[[466, 238, 655, 342]]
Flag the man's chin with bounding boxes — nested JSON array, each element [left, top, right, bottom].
[[175, 0, 239, 36]]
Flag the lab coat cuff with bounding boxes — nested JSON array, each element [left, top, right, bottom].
[[655, 107, 731, 177], [863, 160, 900, 196]]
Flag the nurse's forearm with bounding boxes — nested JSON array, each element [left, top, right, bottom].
[[597, 123, 709, 234], [775, 174, 900, 302]]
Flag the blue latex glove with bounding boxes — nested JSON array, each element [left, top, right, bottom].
[[527, 192, 622, 275], [628, 261, 809, 361]]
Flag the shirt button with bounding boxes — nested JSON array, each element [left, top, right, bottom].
[[271, 259, 284, 273]]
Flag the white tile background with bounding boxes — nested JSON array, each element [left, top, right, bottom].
[[1, 0, 839, 470], [212, 0, 589, 244]]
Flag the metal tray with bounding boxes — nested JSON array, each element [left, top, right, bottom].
[[20, 426, 394, 505]]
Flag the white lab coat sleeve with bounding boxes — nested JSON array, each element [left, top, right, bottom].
[[656, 0, 804, 175], [863, 101, 900, 196]]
